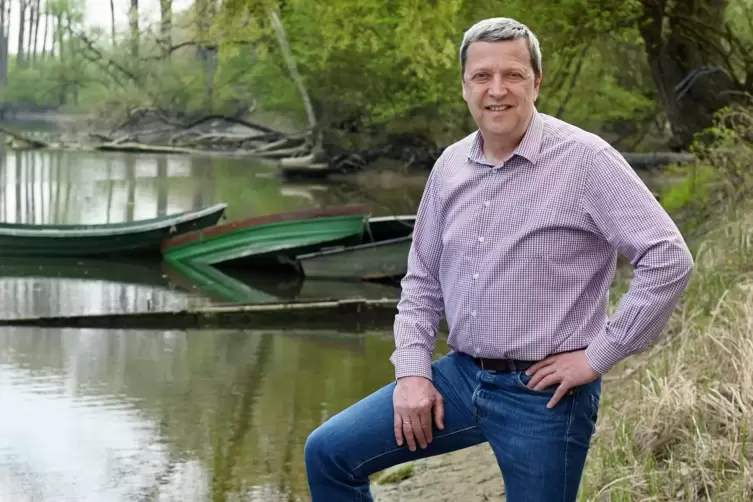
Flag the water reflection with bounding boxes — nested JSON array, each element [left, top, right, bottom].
[[0, 258, 209, 319], [0, 146, 425, 227], [0, 327, 441, 501]]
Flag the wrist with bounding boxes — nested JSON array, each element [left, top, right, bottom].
[[585, 334, 626, 375]]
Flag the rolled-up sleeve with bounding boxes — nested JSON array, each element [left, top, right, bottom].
[[581, 147, 694, 374], [390, 159, 447, 381]]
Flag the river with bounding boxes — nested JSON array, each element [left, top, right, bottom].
[[0, 129, 443, 501]]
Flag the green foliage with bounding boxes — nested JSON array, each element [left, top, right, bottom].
[[659, 164, 716, 215], [691, 104, 753, 201], [0, 0, 705, 150], [655, 103, 753, 236]]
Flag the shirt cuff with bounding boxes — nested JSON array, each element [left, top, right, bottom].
[[585, 330, 627, 375], [390, 347, 434, 381]]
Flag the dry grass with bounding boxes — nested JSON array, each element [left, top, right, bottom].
[[578, 205, 753, 502]]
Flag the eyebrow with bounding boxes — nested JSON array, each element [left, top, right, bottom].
[[469, 65, 528, 75]]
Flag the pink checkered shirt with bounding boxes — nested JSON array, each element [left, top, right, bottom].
[[391, 110, 694, 379]]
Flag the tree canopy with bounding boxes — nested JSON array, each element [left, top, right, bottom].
[[0, 0, 751, 153]]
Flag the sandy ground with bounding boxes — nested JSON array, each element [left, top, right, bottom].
[[371, 443, 506, 501]]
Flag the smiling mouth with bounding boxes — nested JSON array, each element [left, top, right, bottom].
[[485, 105, 512, 112]]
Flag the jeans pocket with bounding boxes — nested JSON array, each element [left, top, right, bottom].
[[588, 392, 600, 436], [513, 371, 559, 395]]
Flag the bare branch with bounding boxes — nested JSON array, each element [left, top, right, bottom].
[[73, 30, 142, 85]]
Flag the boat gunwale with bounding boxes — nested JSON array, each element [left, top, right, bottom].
[[160, 204, 371, 252], [183, 219, 369, 266], [366, 215, 416, 224], [0, 203, 228, 238]]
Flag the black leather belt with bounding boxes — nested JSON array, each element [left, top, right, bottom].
[[472, 357, 537, 372]]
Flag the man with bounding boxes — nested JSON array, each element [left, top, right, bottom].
[[304, 17, 694, 502]]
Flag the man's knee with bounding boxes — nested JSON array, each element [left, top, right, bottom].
[[304, 422, 334, 470]]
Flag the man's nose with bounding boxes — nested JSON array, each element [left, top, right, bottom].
[[488, 75, 507, 97]]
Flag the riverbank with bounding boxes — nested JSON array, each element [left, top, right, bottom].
[[369, 199, 753, 501]]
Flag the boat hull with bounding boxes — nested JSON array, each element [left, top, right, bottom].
[[296, 215, 415, 279], [161, 205, 371, 271], [0, 204, 227, 257], [298, 235, 413, 279]]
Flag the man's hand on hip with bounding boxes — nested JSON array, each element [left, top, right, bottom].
[[525, 350, 601, 409], [393, 376, 445, 451]]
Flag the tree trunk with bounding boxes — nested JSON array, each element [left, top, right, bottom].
[[110, 0, 116, 45], [40, 2, 48, 59], [56, 13, 64, 104], [0, 0, 8, 89], [195, 0, 216, 111], [639, 0, 736, 150], [160, 0, 172, 58], [129, 0, 139, 58], [31, 0, 41, 66], [16, 0, 27, 68]]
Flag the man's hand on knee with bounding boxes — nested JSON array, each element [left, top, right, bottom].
[[393, 376, 445, 451]]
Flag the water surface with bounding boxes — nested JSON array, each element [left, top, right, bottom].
[[0, 327, 449, 501], [0, 127, 429, 501]]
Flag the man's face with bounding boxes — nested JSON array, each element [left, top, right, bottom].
[[462, 38, 541, 141]]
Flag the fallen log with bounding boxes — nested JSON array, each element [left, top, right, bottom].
[[0, 126, 51, 149], [620, 152, 695, 169], [279, 152, 328, 168], [94, 141, 199, 155], [254, 145, 309, 159], [0, 297, 401, 331]]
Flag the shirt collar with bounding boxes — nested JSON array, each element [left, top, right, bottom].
[[467, 109, 544, 167]]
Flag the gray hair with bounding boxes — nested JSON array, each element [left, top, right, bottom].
[[459, 18, 542, 79]]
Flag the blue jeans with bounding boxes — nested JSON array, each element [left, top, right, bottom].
[[304, 351, 601, 501]]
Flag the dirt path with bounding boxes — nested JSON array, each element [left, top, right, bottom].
[[371, 443, 506, 501]]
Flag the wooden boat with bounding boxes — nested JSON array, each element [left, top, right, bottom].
[[160, 205, 371, 271], [0, 203, 227, 258], [296, 215, 415, 280]]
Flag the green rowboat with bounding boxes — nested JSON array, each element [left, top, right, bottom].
[[0, 203, 227, 258], [160, 205, 371, 270], [296, 215, 415, 280]]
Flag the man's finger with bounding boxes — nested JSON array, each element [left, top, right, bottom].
[[419, 410, 433, 445], [433, 396, 445, 430], [411, 412, 429, 449], [547, 384, 570, 409], [402, 421, 417, 451], [525, 355, 556, 376], [526, 364, 557, 389], [394, 412, 404, 446], [532, 372, 561, 391]]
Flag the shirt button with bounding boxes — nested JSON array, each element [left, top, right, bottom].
[[475, 347, 480, 354], [478, 237, 485, 243], [471, 310, 477, 317], [483, 201, 490, 207], [473, 273, 479, 279]]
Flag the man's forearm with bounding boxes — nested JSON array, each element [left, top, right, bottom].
[[391, 280, 444, 380], [582, 147, 695, 374], [390, 164, 446, 381], [585, 232, 694, 374]]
